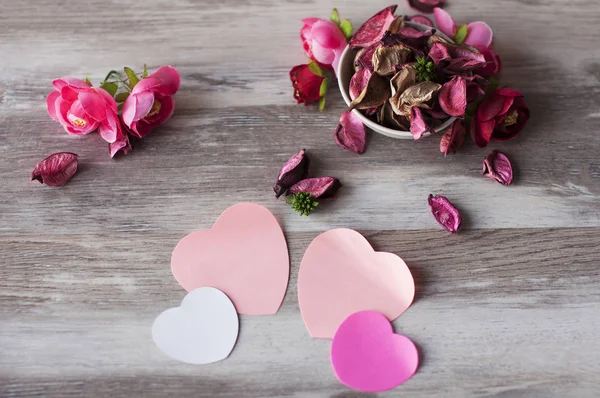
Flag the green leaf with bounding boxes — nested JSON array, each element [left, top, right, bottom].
[[99, 81, 118, 97], [454, 24, 468, 44], [340, 19, 353, 41], [124, 67, 140, 89], [103, 70, 119, 82], [318, 97, 326, 111], [330, 8, 340, 26], [142, 64, 148, 78], [319, 78, 328, 97], [85, 75, 92, 86], [308, 61, 323, 77], [115, 92, 130, 103]]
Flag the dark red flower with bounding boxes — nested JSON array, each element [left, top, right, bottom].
[[471, 88, 530, 148], [290, 64, 324, 105]]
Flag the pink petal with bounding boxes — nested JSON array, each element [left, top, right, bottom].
[[149, 65, 181, 96], [349, 68, 372, 101], [60, 86, 81, 102], [98, 111, 119, 143], [301, 18, 320, 27], [410, 107, 429, 140], [46, 91, 61, 121], [464, 21, 493, 48], [311, 42, 336, 65], [121, 95, 137, 127], [473, 119, 495, 148], [78, 90, 106, 122], [438, 76, 467, 117], [52, 77, 89, 91], [440, 120, 466, 156], [133, 91, 155, 122], [409, 15, 434, 27], [131, 77, 162, 95], [331, 49, 344, 75], [109, 133, 131, 158], [350, 5, 397, 48], [433, 7, 456, 37], [334, 111, 367, 154], [477, 93, 506, 121], [311, 20, 347, 50], [496, 87, 524, 98], [96, 88, 118, 113], [145, 94, 174, 126], [428, 42, 451, 64]]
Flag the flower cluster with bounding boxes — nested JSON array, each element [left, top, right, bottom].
[[273, 150, 341, 216], [46, 65, 180, 158], [328, 5, 529, 155], [290, 9, 353, 110]]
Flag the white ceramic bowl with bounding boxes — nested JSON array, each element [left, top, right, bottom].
[[337, 21, 456, 139]]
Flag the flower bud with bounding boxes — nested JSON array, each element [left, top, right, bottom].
[[273, 149, 310, 198]]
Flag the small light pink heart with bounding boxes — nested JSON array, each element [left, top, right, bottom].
[[331, 311, 419, 392], [298, 228, 415, 338], [171, 203, 289, 315]]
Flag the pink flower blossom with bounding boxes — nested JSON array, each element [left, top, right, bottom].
[[301, 18, 347, 72], [46, 78, 120, 143], [433, 7, 493, 49], [122, 66, 180, 138]]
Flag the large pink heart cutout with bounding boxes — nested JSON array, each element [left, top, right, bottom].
[[298, 228, 415, 338], [171, 203, 289, 315]]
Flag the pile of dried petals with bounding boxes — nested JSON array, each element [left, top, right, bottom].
[[33, 65, 181, 187], [290, 9, 353, 110], [323, 5, 529, 156], [273, 150, 341, 216]]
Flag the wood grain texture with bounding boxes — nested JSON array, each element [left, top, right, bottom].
[[1, 0, 600, 396]]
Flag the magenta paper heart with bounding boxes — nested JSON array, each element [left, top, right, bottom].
[[331, 311, 419, 392], [298, 228, 415, 338], [171, 203, 289, 315]]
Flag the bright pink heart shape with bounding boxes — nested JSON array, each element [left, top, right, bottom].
[[331, 311, 419, 392], [171, 203, 289, 315], [298, 229, 415, 338]]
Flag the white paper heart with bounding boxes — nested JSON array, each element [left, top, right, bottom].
[[152, 287, 239, 364]]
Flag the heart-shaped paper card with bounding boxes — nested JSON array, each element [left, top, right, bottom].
[[331, 311, 419, 392], [171, 203, 289, 315], [298, 228, 414, 338], [152, 287, 239, 364]]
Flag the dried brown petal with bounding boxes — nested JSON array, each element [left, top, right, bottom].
[[350, 5, 398, 48], [31, 152, 78, 187], [289, 177, 342, 199], [349, 73, 391, 110], [388, 15, 406, 34], [349, 68, 373, 101], [382, 102, 410, 129], [428, 194, 462, 233], [335, 111, 367, 154], [390, 66, 417, 97], [372, 43, 412, 76], [440, 120, 466, 156], [391, 81, 441, 116], [273, 149, 310, 198], [483, 150, 513, 186]]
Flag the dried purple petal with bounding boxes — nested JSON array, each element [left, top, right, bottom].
[[408, 15, 434, 27], [273, 149, 310, 198], [440, 120, 466, 156], [439, 76, 467, 117], [31, 152, 79, 187], [289, 177, 342, 199], [350, 5, 398, 48], [428, 194, 462, 233], [354, 43, 379, 71], [428, 42, 451, 64], [410, 107, 430, 140], [349, 72, 391, 110], [388, 16, 406, 34], [349, 68, 372, 101], [483, 150, 513, 186], [335, 111, 367, 154], [407, 0, 445, 14]]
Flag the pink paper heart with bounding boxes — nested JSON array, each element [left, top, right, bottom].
[[298, 228, 414, 339], [331, 311, 419, 392], [171, 203, 289, 315]]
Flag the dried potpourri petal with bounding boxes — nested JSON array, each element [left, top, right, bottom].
[[390, 81, 441, 117], [439, 120, 466, 156], [349, 68, 373, 101], [372, 43, 412, 76], [289, 177, 342, 199], [428, 194, 462, 233], [335, 111, 367, 154], [410, 106, 430, 140], [438, 75, 467, 117], [354, 43, 379, 71], [395, 27, 433, 49], [407, 0, 445, 14], [350, 5, 398, 48], [382, 102, 410, 129], [31, 152, 79, 187], [390, 66, 417, 97], [483, 150, 513, 186], [349, 73, 391, 110], [428, 42, 451, 64], [273, 149, 310, 198], [408, 15, 434, 27], [388, 15, 406, 34]]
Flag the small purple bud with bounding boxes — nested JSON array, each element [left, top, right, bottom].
[[428, 194, 462, 233], [483, 150, 513, 186], [289, 177, 341, 199], [273, 149, 310, 198]]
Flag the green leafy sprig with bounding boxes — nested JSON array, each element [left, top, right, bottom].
[[414, 56, 436, 82], [286, 192, 319, 216]]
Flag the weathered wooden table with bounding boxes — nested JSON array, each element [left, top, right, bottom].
[[1, 0, 599, 396]]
